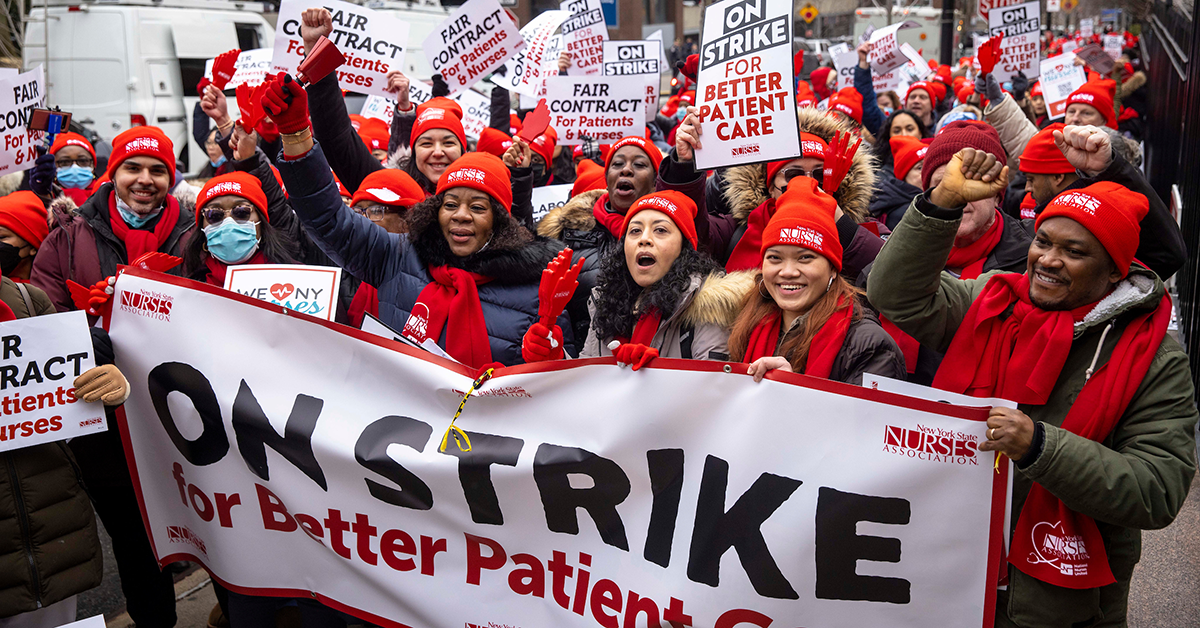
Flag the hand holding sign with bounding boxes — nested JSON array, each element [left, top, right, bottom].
[[821, 131, 861, 194], [675, 107, 702, 162], [977, 36, 1005, 75], [211, 49, 242, 90]]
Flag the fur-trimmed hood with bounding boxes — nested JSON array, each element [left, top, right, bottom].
[[721, 107, 877, 226], [537, 189, 606, 240], [676, 270, 755, 328]]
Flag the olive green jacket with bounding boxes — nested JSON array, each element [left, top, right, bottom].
[[867, 196, 1198, 627]]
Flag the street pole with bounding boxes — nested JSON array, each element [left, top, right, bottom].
[[940, 0, 955, 65]]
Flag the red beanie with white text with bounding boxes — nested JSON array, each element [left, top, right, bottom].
[[108, 126, 176, 186], [621, 191, 698, 249], [760, 177, 842, 271], [1035, 181, 1147, 277], [436, 152, 512, 213]]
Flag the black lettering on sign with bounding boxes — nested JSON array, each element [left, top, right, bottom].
[[231, 380, 328, 490], [533, 443, 631, 550], [149, 362, 229, 466], [815, 486, 912, 604], [439, 430, 524, 525], [355, 416, 434, 510]]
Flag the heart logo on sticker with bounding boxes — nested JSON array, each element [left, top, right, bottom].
[[270, 283, 295, 300]]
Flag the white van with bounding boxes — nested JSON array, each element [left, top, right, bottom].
[[24, 0, 275, 175]]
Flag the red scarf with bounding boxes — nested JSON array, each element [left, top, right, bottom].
[[63, 181, 96, 207], [349, 284, 380, 328], [935, 273, 1171, 589], [404, 266, 493, 368], [591, 194, 625, 239], [945, 209, 1004, 279], [617, 308, 662, 346], [203, 252, 267, 287], [879, 316, 921, 374], [107, 192, 181, 262], [725, 198, 775, 273], [742, 299, 855, 379]]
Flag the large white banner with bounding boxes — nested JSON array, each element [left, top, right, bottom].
[[109, 269, 1006, 628], [694, 0, 799, 170], [272, 0, 409, 98], [424, 0, 525, 94], [988, 1, 1041, 81], [0, 66, 44, 176]]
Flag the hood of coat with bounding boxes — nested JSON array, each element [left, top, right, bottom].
[[1073, 263, 1165, 335], [537, 189, 607, 240], [1120, 71, 1147, 96], [675, 269, 756, 329], [869, 173, 922, 218], [722, 107, 877, 226], [0, 171, 22, 198]]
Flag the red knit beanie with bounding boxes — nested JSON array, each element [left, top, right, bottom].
[[921, 120, 1006, 190], [890, 135, 929, 180], [605, 136, 663, 173], [358, 118, 390, 152], [411, 102, 467, 149], [0, 191, 49, 249], [509, 113, 522, 136], [1019, 124, 1074, 174], [108, 126, 176, 186], [906, 82, 939, 108], [621, 190, 698, 249], [351, 169, 426, 208], [436, 152, 512, 213], [828, 87, 863, 124], [529, 126, 557, 166], [349, 114, 367, 132], [476, 128, 513, 158], [49, 132, 95, 161], [572, 159, 606, 197], [935, 65, 952, 85], [1066, 79, 1117, 128], [760, 177, 843, 271], [196, 172, 269, 223], [796, 81, 817, 108], [1035, 181, 1147, 277], [765, 132, 829, 186], [810, 67, 833, 100]]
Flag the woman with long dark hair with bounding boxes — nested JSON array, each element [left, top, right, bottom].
[[728, 178, 903, 384], [871, 109, 931, 169]]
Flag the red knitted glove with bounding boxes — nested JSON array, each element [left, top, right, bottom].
[[259, 74, 310, 134], [613, 343, 658, 371], [522, 322, 564, 363], [822, 130, 861, 194]]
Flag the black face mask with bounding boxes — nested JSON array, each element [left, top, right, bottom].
[[0, 242, 24, 276]]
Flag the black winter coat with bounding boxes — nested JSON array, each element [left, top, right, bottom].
[[869, 172, 921, 231]]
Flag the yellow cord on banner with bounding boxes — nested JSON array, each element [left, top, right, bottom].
[[439, 368, 494, 453]]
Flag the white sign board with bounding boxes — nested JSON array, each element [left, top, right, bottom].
[[694, 0, 799, 170], [834, 50, 858, 90], [491, 11, 570, 98], [530, 183, 573, 224], [1039, 52, 1086, 119], [223, 264, 343, 322], [272, 0, 409, 98], [560, 0, 608, 76], [358, 87, 489, 140], [0, 66, 44, 176], [977, 0, 1024, 21], [424, 0, 525, 94], [204, 49, 274, 90], [543, 75, 645, 144], [1080, 19, 1094, 38], [869, 21, 920, 74], [0, 310, 104, 453], [602, 40, 663, 117], [988, 0, 1041, 81], [109, 268, 1008, 628], [454, 88, 492, 140], [1103, 34, 1124, 61], [1046, 0, 1060, 12], [359, 94, 396, 122]]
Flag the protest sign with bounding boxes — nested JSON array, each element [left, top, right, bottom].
[[977, 0, 1024, 21], [223, 265, 343, 322], [530, 183, 573, 224], [205, 49, 273, 90], [0, 67, 44, 176], [543, 76, 644, 144], [1040, 52, 1086, 119], [454, 88, 491, 139], [359, 95, 396, 122], [988, 1, 1040, 81], [1074, 43, 1115, 74], [0, 310, 104, 453], [694, 0, 799, 170], [272, 0, 409, 98], [827, 42, 850, 57], [561, 0, 608, 76], [869, 21, 919, 74], [56, 616, 105, 628], [646, 29, 672, 72], [1103, 34, 1124, 61], [424, 0, 524, 94], [1080, 18, 1094, 38], [1062, 40, 1079, 54], [602, 40, 663, 117], [833, 50, 858, 90], [109, 267, 1006, 628], [491, 11, 570, 98], [358, 86, 489, 140], [874, 69, 901, 94]]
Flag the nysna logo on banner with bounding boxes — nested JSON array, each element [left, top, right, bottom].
[[120, 289, 174, 321], [882, 424, 980, 465], [166, 524, 208, 555]]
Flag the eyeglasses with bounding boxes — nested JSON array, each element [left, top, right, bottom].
[[354, 205, 401, 221], [202, 204, 257, 224], [55, 157, 94, 168]]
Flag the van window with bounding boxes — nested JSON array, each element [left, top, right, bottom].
[[235, 23, 261, 50], [179, 59, 207, 95]]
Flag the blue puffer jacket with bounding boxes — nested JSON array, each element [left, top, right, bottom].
[[276, 143, 575, 365]]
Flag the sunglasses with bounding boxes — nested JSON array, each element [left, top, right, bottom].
[[203, 204, 257, 224], [773, 166, 824, 194]]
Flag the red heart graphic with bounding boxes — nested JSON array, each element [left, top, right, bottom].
[[269, 283, 294, 301]]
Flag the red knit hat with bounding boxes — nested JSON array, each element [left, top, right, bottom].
[[809, 67, 833, 100], [796, 81, 817, 108], [1035, 182, 1147, 277], [1066, 79, 1117, 128], [828, 87, 863, 124], [952, 75, 967, 92], [411, 103, 467, 149], [1030, 81, 1043, 97], [351, 169, 426, 208], [509, 113, 522, 136], [358, 118, 390, 152], [436, 152, 512, 213], [906, 82, 939, 108], [955, 82, 976, 104], [349, 114, 367, 132], [571, 159, 606, 197], [476, 128, 513, 158], [761, 177, 843, 271], [921, 120, 1006, 190], [765, 132, 829, 186], [196, 172, 269, 223], [529, 126, 557, 166], [890, 135, 929, 180], [1019, 124, 1074, 174], [108, 126, 176, 186], [621, 190, 698, 249], [935, 65, 952, 85], [605, 136, 663, 173], [0, 191, 49, 249], [49, 132, 95, 161]]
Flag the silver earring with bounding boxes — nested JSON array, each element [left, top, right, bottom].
[[826, 276, 834, 292], [758, 277, 771, 299]]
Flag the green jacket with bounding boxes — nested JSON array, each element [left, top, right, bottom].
[[0, 278, 102, 617], [867, 196, 1198, 627]]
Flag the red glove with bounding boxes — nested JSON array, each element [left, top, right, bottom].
[[196, 77, 211, 98], [522, 322, 565, 363], [68, 276, 115, 318], [613, 343, 658, 371], [821, 130, 861, 194], [977, 36, 1004, 76], [259, 74, 310, 134]]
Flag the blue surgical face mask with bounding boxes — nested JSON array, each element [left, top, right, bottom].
[[210, 155, 227, 168], [116, 195, 162, 229], [882, 106, 895, 117], [203, 217, 259, 264], [57, 165, 94, 189]]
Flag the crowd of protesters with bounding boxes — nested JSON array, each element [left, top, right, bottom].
[[0, 10, 1192, 628]]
